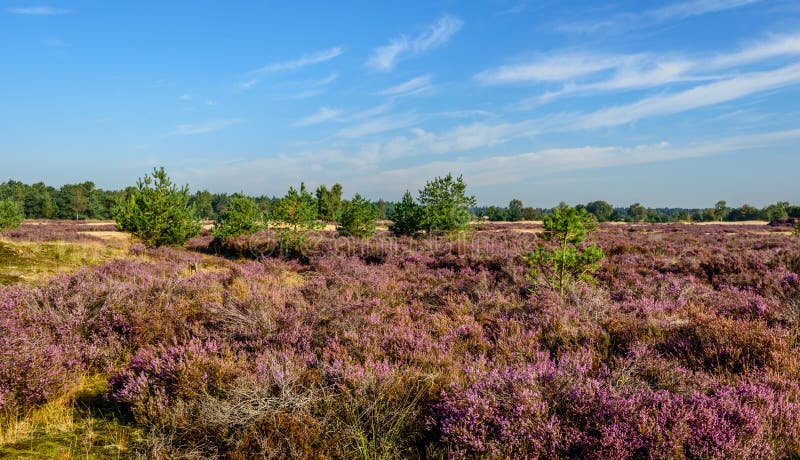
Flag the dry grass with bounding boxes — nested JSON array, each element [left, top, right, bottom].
[[77, 231, 129, 242], [0, 375, 142, 459], [280, 270, 306, 288], [0, 239, 129, 285], [175, 254, 231, 278]]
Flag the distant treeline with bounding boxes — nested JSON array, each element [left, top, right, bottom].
[[475, 200, 800, 223], [0, 180, 392, 221], [0, 179, 797, 223]]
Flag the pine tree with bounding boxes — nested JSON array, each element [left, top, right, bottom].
[[525, 205, 604, 298], [113, 167, 201, 247], [389, 191, 423, 237], [418, 173, 476, 233], [338, 194, 377, 238], [212, 194, 265, 242], [271, 183, 321, 256]]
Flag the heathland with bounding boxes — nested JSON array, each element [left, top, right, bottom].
[[1, 216, 800, 458]]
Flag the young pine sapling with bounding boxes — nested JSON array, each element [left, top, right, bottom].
[[525, 205, 604, 298]]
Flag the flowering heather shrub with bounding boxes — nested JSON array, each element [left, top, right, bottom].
[[430, 357, 566, 458], [108, 338, 248, 423], [1, 221, 800, 457], [0, 285, 86, 411], [433, 361, 800, 458], [1, 220, 120, 243]]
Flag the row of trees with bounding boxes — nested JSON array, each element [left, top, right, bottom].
[[0, 179, 396, 223], [474, 199, 543, 221], [2, 178, 796, 225], [0, 180, 119, 220], [212, 174, 477, 252], [595, 200, 800, 223], [111, 169, 477, 250]]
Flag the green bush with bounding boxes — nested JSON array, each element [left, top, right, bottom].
[[270, 183, 321, 257], [212, 194, 264, 242], [389, 191, 423, 237], [525, 205, 604, 298], [0, 199, 24, 231], [418, 173, 476, 234], [112, 167, 201, 248], [337, 194, 377, 238]]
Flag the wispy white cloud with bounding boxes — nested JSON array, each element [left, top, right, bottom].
[[708, 34, 800, 69], [251, 47, 344, 74], [573, 63, 800, 129], [275, 73, 340, 99], [367, 41, 407, 73], [476, 53, 634, 83], [515, 57, 707, 108], [365, 120, 535, 159], [312, 73, 339, 86], [478, 33, 800, 108], [355, 127, 800, 192], [367, 15, 463, 71], [342, 103, 394, 122], [477, 52, 705, 109], [376, 75, 433, 97], [557, 0, 761, 35], [496, 1, 528, 16], [240, 47, 343, 90], [436, 110, 496, 119], [178, 94, 193, 101], [8, 6, 71, 15], [327, 119, 534, 166], [337, 114, 419, 138], [284, 88, 327, 99], [167, 119, 243, 136], [648, 0, 761, 22], [294, 107, 341, 127]]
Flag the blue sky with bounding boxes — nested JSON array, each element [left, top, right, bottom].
[[1, 0, 799, 207]]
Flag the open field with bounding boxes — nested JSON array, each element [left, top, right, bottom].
[[1, 220, 800, 458]]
